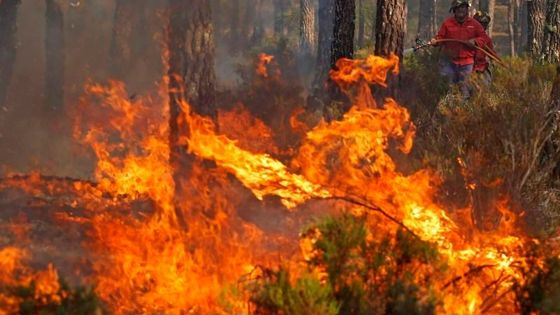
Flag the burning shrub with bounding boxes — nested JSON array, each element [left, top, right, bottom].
[[0, 247, 106, 315], [411, 57, 560, 234], [10, 280, 106, 315], [514, 249, 560, 315], [249, 214, 442, 315], [249, 270, 339, 315]]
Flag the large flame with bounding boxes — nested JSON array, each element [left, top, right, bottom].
[[1, 53, 534, 314]]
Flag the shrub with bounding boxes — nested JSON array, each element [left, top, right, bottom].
[[1, 276, 106, 315], [406, 56, 560, 234], [249, 214, 442, 315], [514, 248, 560, 315]]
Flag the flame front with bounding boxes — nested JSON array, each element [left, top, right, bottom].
[[1, 54, 534, 314]]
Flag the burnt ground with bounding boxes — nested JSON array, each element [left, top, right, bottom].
[[0, 175, 155, 286], [0, 174, 337, 287]]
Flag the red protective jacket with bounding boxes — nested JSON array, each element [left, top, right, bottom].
[[435, 16, 491, 66], [473, 38, 495, 72]]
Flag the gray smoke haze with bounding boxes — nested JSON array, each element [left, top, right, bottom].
[[0, 0, 313, 179]]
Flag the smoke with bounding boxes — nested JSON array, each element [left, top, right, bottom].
[[0, 0, 313, 179], [0, 1, 165, 179]]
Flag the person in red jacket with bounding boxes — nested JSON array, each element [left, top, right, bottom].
[[473, 11, 495, 82], [430, 0, 491, 98]]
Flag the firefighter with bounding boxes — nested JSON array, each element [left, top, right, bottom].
[[429, 0, 491, 98], [473, 10, 495, 83]]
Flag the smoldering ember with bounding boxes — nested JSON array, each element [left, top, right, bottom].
[[1, 1, 560, 314]]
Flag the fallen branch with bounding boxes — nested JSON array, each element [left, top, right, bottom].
[[328, 195, 421, 240], [442, 264, 495, 289]]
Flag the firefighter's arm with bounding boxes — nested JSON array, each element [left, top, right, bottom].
[[429, 23, 447, 46]]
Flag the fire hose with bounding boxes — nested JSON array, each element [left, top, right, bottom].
[[410, 38, 508, 69]]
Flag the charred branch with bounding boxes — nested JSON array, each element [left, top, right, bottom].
[[329, 195, 421, 239]]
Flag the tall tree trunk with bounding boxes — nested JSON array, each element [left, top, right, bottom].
[[45, 0, 65, 111], [274, 0, 286, 38], [241, 0, 256, 47], [251, 0, 265, 44], [375, 0, 407, 59], [331, 0, 355, 67], [110, 0, 135, 80], [357, 0, 365, 48], [527, 0, 546, 57], [418, 0, 437, 40], [230, 0, 240, 50], [168, 0, 215, 117], [0, 0, 20, 107], [542, 0, 560, 62], [300, 0, 317, 56], [311, 0, 334, 93], [480, 0, 495, 36], [519, 0, 528, 53], [513, 0, 522, 53], [167, 0, 216, 226], [508, 0, 516, 55]]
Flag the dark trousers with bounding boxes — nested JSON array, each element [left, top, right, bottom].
[[440, 61, 474, 99]]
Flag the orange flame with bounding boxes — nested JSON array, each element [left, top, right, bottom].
[[255, 53, 275, 78], [1, 53, 536, 314]]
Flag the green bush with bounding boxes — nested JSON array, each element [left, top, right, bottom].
[[249, 214, 442, 315], [4, 278, 106, 315]]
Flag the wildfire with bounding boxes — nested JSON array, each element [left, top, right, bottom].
[[255, 53, 275, 78], [0, 53, 537, 314]]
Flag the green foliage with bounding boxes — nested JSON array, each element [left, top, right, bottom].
[[249, 214, 443, 315], [250, 270, 339, 315], [514, 252, 560, 315], [407, 55, 560, 234], [401, 51, 450, 130], [6, 279, 106, 315]]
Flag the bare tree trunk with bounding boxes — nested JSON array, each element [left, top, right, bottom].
[[331, 0, 355, 67], [542, 0, 560, 63], [508, 0, 516, 55], [45, 0, 65, 111], [527, 0, 546, 57], [251, 0, 265, 44], [168, 0, 215, 117], [311, 0, 334, 93], [357, 0, 365, 48], [167, 0, 215, 226], [274, 0, 286, 38], [110, 0, 135, 80], [241, 0, 256, 47], [375, 0, 407, 59], [0, 0, 20, 107], [300, 0, 317, 56], [519, 0, 528, 53], [480, 0, 495, 36], [230, 0, 240, 50], [418, 0, 437, 40], [513, 0, 522, 53]]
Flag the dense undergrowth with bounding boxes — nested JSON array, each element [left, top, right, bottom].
[[2, 49, 560, 314], [243, 51, 560, 314], [402, 52, 560, 235], [248, 214, 441, 315]]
